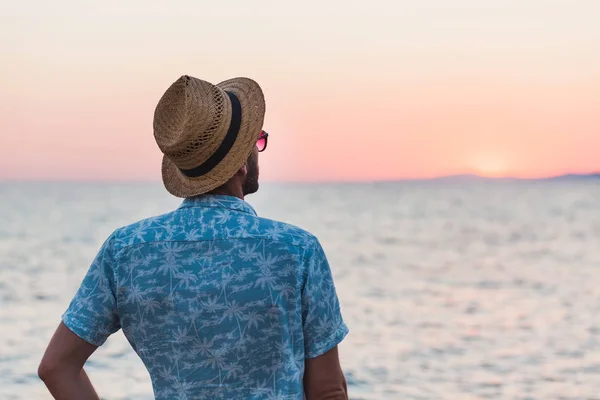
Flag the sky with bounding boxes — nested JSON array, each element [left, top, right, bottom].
[[1, 0, 599, 182]]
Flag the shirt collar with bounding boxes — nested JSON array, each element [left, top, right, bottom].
[[178, 194, 258, 216]]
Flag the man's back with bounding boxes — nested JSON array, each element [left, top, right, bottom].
[[61, 195, 349, 399]]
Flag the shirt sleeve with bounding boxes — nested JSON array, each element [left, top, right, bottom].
[[301, 237, 349, 359], [61, 234, 121, 346]]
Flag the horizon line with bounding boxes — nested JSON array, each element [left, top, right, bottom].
[[1, 171, 598, 185]]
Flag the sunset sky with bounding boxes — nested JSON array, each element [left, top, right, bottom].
[[1, 0, 599, 182]]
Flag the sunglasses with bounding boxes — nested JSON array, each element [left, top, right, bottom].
[[257, 130, 269, 152]]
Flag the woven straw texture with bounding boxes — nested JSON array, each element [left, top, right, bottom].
[[153, 75, 265, 198]]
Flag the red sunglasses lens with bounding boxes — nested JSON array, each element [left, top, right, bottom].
[[256, 131, 268, 151], [257, 137, 266, 151]]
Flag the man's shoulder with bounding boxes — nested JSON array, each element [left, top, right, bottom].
[[104, 210, 177, 251], [253, 215, 320, 249]]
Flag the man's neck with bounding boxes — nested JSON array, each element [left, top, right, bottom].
[[207, 186, 244, 200]]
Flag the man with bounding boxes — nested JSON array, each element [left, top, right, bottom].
[[38, 75, 349, 399]]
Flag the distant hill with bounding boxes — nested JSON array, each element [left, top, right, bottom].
[[423, 173, 600, 182], [543, 173, 600, 181]]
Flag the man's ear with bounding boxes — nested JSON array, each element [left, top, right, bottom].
[[236, 163, 248, 177]]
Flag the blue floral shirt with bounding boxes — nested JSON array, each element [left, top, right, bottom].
[[62, 195, 349, 399]]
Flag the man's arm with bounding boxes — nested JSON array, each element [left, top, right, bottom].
[[38, 322, 100, 400], [304, 346, 348, 400], [301, 236, 350, 399]]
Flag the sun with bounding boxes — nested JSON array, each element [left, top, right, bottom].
[[469, 154, 512, 178]]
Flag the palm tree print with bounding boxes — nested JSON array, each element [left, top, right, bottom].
[[61, 195, 348, 399]]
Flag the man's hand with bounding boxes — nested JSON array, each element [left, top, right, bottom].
[[38, 322, 100, 400]]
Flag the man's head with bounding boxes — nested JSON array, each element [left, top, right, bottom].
[[153, 75, 266, 199]]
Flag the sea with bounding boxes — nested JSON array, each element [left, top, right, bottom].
[[1, 179, 600, 400]]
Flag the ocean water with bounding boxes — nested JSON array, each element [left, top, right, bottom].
[[1, 180, 600, 400]]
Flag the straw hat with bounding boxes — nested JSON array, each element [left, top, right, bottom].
[[153, 75, 266, 198]]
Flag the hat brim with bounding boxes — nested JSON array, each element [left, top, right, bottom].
[[160, 77, 266, 198]]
